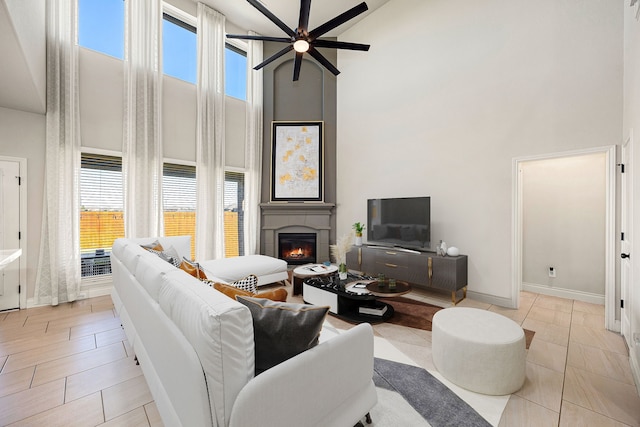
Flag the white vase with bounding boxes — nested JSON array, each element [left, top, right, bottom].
[[355, 235, 363, 246], [447, 246, 460, 256]]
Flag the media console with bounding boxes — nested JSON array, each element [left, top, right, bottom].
[[346, 245, 468, 304]]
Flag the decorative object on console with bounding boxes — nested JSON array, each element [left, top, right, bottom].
[[447, 246, 460, 257], [236, 296, 330, 375], [270, 121, 324, 202], [226, 0, 370, 81], [437, 240, 448, 257], [330, 233, 353, 280], [353, 222, 365, 246]]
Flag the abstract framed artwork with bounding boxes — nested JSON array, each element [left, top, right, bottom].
[[270, 121, 324, 202]]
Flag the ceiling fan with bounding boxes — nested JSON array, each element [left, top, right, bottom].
[[227, 0, 370, 81]]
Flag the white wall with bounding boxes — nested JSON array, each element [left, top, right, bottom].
[[624, 4, 640, 391], [337, 0, 623, 303], [521, 153, 606, 297], [0, 106, 45, 300]]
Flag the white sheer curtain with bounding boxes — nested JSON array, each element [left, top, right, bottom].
[[35, 0, 81, 305], [243, 33, 264, 255], [122, 0, 164, 238], [195, 3, 226, 260]]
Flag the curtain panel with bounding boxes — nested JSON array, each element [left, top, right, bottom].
[[244, 33, 264, 255], [35, 0, 82, 305], [195, 3, 226, 260], [123, 0, 164, 238]]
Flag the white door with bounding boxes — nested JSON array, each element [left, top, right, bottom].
[[0, 160, 21, 311], [621, 138, 632, 347]]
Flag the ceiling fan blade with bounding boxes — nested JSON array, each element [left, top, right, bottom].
[[313, 39, 370, 51], [308, 2, 368, 40], [253, 45, 294, 70], [293, 52, 304, 81], [298, 0, 312, 34], [226, 34, 293, 43], [246, 0, 296, 38], [307, 47, 340, 76]]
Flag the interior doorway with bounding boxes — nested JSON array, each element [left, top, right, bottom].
[[0, 157, 25, 311], [621, 135, 633, 346], [512, 146, 617, 331]]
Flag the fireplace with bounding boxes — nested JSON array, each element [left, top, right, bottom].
[[279, 233, 317, 265]]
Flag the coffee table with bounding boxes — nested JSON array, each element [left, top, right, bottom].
[[366, 280, 412, 297], [292, 263, 338, 295], [302, 276, 398, 324]]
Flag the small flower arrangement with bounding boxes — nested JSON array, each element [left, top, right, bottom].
[[330, 233, 353, 267]]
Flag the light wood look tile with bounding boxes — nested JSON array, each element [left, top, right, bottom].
[[533, 295, 574, 314], [521, 318, 570, 347], [0, 328, 70, 358], [0, 377, 65, 425], [515, 362, 564, 412], [567, 341, 635, 385], [69, 316, 122, 341], [47, 310, 116, 332], [7, 392, 104, 427], [96, 327, 127, 347], [559, 400, 631, 427], [32, 342, 127, 386], [571, 311, 606, 329], [66, 355, 143, 401], [22, 305, 93, 326], [0, 322, 48, 343], [99, 407, 150, 427], [0, 366, 34, 398], [563, 366, 640, 426], [144, 402, 164, 427], [498, 395, 559, 427], [526, 338, 567, 373], [488, 305, 529, 324], [572, 300, 605, 315], [2, 335, 96, 373], [527, 306, 572, 328], [455, 298, 492, 310], [569, 324, 628, 355], [102, 374, 154, 421]]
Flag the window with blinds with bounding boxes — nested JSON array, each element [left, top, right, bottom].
[[224, 172, 245, 257], [80, 153, 124, 277], [163, 163, 197, 258]]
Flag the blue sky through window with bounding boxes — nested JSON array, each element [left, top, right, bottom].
[[226, 47, 247, 100], [163, 18, 197, 84], [78, 0, 124, 59]]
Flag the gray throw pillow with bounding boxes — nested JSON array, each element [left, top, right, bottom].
[[236, 296, 329, 375]]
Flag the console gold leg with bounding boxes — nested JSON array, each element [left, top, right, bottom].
[[451, 287, 468, 305]]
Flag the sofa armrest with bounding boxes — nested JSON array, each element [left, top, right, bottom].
[[229, 323, 377, 427]]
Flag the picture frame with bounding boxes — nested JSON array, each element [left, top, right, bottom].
[[271, 121, 324, 202]]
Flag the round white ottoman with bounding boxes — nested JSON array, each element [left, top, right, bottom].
[[432, 307, 525, 395]]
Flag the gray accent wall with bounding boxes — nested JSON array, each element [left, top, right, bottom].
[[260, 41, 338, 256]]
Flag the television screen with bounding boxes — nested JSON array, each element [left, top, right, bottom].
[[367, 197, 431, 250]]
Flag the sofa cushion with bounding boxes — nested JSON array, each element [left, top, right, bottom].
[[181, 257, 208, 280], [140, 240, 164, 251], [213, 282, 288, 302], [230, 275, 258, 294], [148, 246, 182, 268], [236, 296, 329, 375]]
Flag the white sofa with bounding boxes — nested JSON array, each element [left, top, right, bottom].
[[110, 236, 377, 427]]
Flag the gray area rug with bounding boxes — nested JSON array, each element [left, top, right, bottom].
[[372, 358, 492, 427]]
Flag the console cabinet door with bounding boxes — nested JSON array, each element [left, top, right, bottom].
[[374, 250, 410, 281]]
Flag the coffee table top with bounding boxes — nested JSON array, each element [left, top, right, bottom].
[[293, 263, 338, 277], [366, 280, 412, 297]]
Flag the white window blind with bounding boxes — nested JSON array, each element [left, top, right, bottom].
[[163, 163, 197, 258], [80, 153, 124, 277], [224, 171, 245, 257]]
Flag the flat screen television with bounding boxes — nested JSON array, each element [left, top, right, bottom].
[[367, 197, 431, 250]]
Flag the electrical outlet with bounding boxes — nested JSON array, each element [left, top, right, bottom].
[[548, 267, 556, 278]]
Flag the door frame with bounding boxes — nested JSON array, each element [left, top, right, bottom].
[[512, 145, 617, 331], [621, 133, 633, 345], [0, 156, 27, 310]]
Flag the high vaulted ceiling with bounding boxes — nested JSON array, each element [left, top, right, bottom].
[[200, 0, 389, 37]]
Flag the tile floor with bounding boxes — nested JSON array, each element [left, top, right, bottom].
[[0, 287, 638, 426]]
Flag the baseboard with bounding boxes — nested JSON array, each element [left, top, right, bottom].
[[522, 282, 605, 305], [466, 291, 515, 309], [26, 282, 113, 308], [631, 346, 640, 396]]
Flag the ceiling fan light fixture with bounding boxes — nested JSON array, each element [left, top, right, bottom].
[[293, 39, 310, 53]]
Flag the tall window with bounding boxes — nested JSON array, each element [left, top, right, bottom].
[[225, 44, 247, 100], [163, 163, 197, 258], [225, 172, 245, 257], [163, 14, 197, 84], [80, 153, 124, 277], [78, 0, 125, 59]]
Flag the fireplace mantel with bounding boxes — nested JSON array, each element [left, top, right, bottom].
[[261, 203, 335, 263]]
